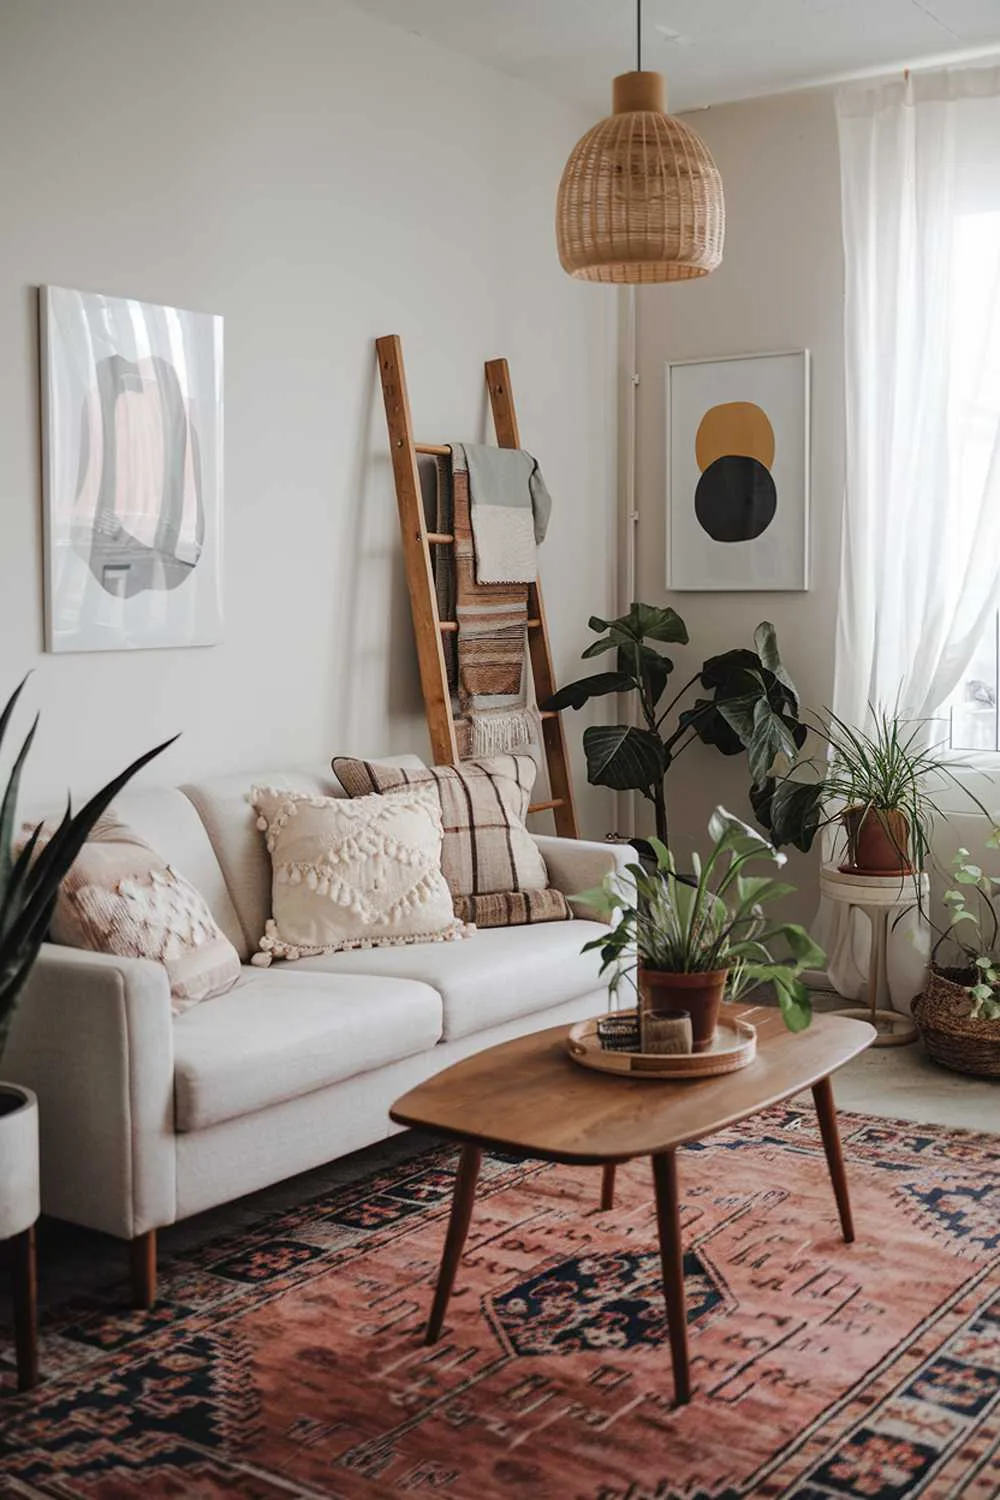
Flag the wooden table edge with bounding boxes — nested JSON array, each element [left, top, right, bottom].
[[389, 1019, 876, 1165]]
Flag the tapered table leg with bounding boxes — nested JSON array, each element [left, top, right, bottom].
[[425, 1144, 482, 1345], [12, 1225, 38, 1392], [600, 1163, 616, 1211], [812, 1075, 855, 1244], [651, 1151, 690, 1406]]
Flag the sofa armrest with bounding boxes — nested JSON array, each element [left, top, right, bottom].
[[532, 835, 633, 922], [2, 945, 176, 1239]]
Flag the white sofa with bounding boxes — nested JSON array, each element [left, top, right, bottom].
[[5, 760, 627, 1307]]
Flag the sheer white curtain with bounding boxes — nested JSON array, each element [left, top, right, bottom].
[[826, 66, 1000, 998]]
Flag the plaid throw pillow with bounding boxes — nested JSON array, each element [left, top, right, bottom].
[[331, 755, 571, 928]]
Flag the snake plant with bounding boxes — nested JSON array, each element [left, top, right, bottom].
[[0, 676, 174, 1061]]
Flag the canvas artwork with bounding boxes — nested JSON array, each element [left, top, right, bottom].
[[666, 350, 809, 591], [41, 286, 223, 652]]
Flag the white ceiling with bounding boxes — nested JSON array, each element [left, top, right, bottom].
[[347, 0, 1000, 113]]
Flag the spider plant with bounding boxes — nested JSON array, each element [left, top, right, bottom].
[[579, 807, 824, 1034], [0, 675, 175, 1061], [753, 703, 993, 869]]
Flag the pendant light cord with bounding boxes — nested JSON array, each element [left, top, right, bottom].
[[636, 0, 642, 72]]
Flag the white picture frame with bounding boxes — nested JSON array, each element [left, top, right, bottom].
[[41, 285, 224, 652], [665, 349, 810, 591]]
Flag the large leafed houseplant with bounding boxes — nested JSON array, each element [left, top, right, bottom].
[[579, 808, 824, 1048], [544, 604, 806, 845]]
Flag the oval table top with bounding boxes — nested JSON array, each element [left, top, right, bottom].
[[390, 1002, 875, 1166]]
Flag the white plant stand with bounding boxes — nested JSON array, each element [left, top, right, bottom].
[[819, 866, 930, 1047], [0, 1083, 39, 1391]]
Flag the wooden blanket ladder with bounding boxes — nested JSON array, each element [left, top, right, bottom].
[[376, 334, 578, 838]]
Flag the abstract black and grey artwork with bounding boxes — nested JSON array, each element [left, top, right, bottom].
[[42, 286, 223, 651], [666, 352, 809, 592]]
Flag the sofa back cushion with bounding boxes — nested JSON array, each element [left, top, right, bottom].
[[182, 759, 426, 953]]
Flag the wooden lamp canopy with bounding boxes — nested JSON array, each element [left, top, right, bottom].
[[556, 6, 725, 285]]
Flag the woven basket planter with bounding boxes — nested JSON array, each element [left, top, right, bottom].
[[912, 966, 1000, 1078]]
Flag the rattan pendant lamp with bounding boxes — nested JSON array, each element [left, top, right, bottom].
[[556, 0, 725, 283]]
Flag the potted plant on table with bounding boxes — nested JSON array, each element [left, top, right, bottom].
[[580, 807, 824, 1050], [544, 605, 806, 848], [0, 677, 170, 1388], [912, 839, 1000, 1078], [753, 704, 993, 874]]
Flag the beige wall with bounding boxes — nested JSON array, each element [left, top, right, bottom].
[[0, 0, 617, 834], [634, 89, 845, 922]]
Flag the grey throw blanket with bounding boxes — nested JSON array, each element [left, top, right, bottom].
[[454, 442, 552, 585]]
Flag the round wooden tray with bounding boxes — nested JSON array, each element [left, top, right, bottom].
[[566, 1010, 757, 1079]]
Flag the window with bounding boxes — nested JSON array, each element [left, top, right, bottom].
[[944, 210, 1000, 751]]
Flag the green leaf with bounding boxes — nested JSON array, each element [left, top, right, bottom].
[[622, 644, 673, 709], [588, 603, 688, 647], [681, 698, 745, 756], [580, 635, 619, 660], [762, 778, 825, 852], [707, 806, 782, 859], [752, 621, 800, 709], [582, 724, 667, 795], [626, 603, 689, 644], [774, 976, 814, 1032], [543, 672, 634, 713]]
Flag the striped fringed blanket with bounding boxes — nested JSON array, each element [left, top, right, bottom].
[[434, 452, 539, 758]]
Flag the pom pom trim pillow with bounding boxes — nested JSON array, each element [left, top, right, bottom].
[[331, 754, 571, 929], [251, 785, 469, 965], [44, 812, 241, 1013]]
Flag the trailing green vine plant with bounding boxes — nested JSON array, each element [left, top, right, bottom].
[[935, 835, 1000, 1021]]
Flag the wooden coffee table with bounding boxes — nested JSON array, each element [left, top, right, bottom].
[[390, 1004, 874, 1405]]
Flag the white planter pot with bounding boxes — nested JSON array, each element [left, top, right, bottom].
[[0, 1083, 40, 1241]]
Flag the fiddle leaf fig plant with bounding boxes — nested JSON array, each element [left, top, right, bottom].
[[544, 604, 806, 843], [0, 675, 175, 1060]]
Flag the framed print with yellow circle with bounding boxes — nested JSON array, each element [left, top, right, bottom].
[[666, 350, 809, 591]]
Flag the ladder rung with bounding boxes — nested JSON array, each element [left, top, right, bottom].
[[539, 710, 557, 720], [426, 532, 454, 545], [438, 618, 540, 635], [529, 798, 566, 814], [415, 442, 452, 457]]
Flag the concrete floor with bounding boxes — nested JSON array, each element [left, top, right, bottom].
[[798, 990, 998, 1132]]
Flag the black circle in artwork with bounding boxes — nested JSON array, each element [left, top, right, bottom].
[[695, 456, 777, 543]]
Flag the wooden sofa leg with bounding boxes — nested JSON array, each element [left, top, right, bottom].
[[130, 1230, 157, 1310]]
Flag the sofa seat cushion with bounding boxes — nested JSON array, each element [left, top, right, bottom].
[[291, 920, 610, 1041], [172, 969, 443, 1132]]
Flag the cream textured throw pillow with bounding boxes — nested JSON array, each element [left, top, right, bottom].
[[251, 785, 469, 965], [332, 754, 571, 929], [46, 813, 241, 1013]]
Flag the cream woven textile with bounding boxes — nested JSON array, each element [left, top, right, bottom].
[[47, 813, 241, 1012], [251, 785, 468, 964]]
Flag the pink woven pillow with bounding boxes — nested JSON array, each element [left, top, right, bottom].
[[43, 812, 241, 1013]]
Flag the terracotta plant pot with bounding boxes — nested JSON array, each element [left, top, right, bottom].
[[638, 966, 728, 1054], [841, 806, 912, 875]]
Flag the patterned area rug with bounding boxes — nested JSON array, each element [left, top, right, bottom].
[[1, 1107, 998, 1499]]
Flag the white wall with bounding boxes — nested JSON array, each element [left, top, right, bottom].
[[634, 89, 845, 922], [0, 0, 617, 834]]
